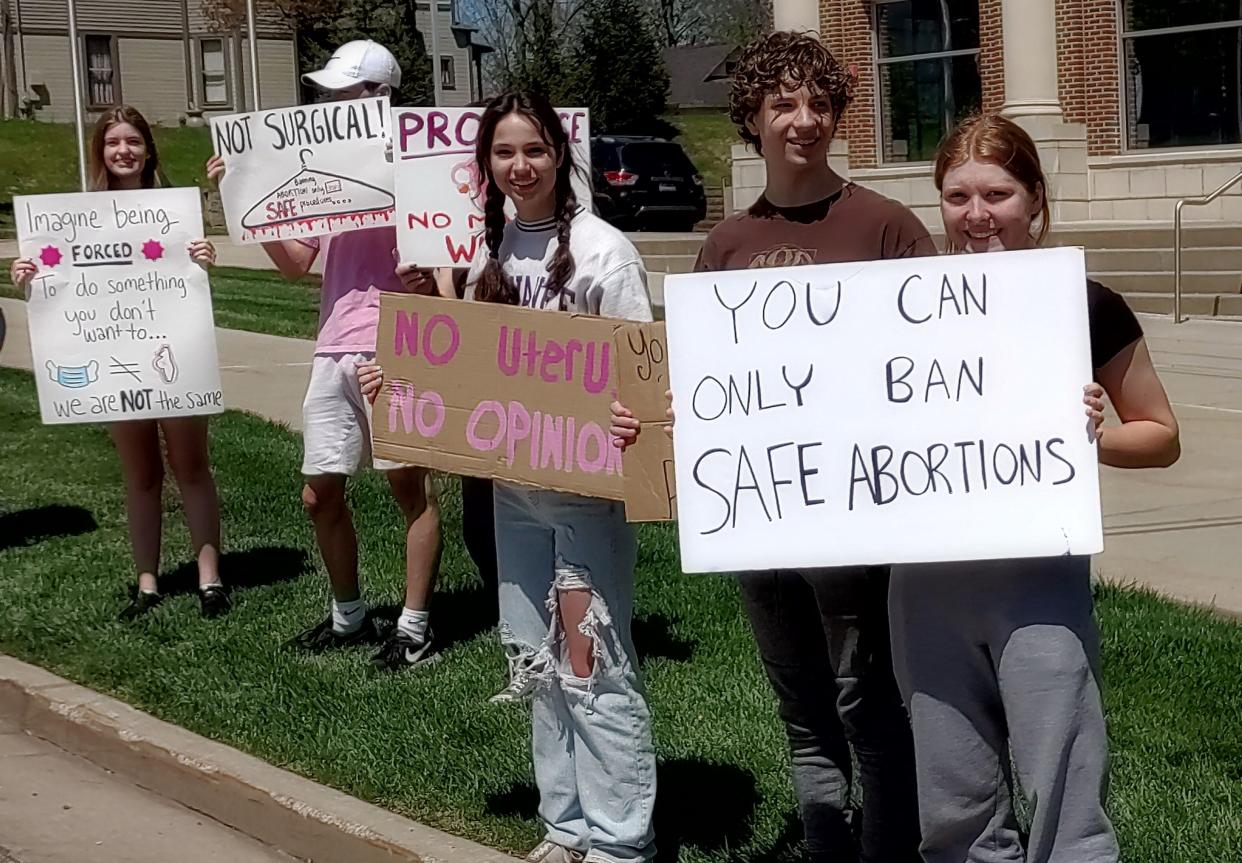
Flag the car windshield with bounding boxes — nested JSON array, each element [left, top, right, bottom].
[[619, 143, 696, 178]]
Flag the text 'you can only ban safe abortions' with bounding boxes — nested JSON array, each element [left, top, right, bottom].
[[663, 247, 1102, 573]]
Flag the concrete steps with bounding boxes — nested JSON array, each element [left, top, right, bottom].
[[1094, 272, 1241, 294], [1048, 222, 1242, 316]]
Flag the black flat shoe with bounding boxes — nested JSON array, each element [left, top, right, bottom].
[[119, 589, 163, 622], [198, 583, 232, 619]]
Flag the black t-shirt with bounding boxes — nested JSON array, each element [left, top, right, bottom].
[[1088, 279, 1143, 373]]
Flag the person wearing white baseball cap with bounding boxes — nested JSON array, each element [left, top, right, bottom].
[[206, 39, 444, 671], [302, 39, 401, 95]]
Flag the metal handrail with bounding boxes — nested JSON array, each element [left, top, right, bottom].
[[1173, 168, 1242, 323]]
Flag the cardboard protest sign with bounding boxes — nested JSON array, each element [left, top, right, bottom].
[[211, 97, 394, 242], [663, 247, 1103, 573], [371, 293, 672, 519], [613, 322, 677, 521], [16, 188, 224, 425], [392, 107, 591, 268]]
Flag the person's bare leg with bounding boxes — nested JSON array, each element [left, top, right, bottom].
[[302, 474, 359, 601], [558, 588, 595, 677], [109, 421, 164, 593], [387, 467, 441, 612], [160, 417, 221, 587]]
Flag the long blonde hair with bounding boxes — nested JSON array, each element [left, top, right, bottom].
[[933, 114, 1050, 251], [88, 105, 160, 192]]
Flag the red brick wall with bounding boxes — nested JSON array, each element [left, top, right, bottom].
[[1083, 0, 1121, 155], [1057, 0, 1087, 122], [817, 0, 880, 168], [1056, 0, 1122, 155], [979, 0, 1005, 112]]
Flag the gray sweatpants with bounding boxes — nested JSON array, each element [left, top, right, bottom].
[[888, 556, 1119, 863]]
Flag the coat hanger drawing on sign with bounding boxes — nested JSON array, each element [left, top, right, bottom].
[[242, 148, 396, 229]]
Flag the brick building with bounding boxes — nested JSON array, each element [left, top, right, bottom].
[[738, 0, 1242, 227]]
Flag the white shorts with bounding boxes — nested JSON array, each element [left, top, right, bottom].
[[301, 352, 404, 476]]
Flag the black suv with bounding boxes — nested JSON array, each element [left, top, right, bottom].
[[590, 136, 707, 231]]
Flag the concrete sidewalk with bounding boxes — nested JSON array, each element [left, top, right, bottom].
[[1094, 316, 1242, 614], [3, 296, 1242, 613], [0, 657, 519, 863], [0, 716, 294, 863]]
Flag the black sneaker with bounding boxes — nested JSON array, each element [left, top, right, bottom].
[[284, 614, 379, 653], [119, 589, 163, 622], [198, 583, 231, 619], [370, 627, 437, 671]]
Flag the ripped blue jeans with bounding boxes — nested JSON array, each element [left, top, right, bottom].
[[492, 482, 657, 863]]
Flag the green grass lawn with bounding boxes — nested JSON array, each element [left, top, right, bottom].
[[1, 364, 1241, 860], [0, 264, 321, 342], [0, 118, 214, 203], [204, 266, 321, 341], [664, 111, 737, 190]]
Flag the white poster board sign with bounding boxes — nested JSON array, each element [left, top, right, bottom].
[[393, 107, 591, 268], [16, 188, 224, 425], [663, 247, 1103, 573], [210, 97, 394, 243]]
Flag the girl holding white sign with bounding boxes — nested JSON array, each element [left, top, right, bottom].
[[886, 114, 1180, 863], [11, 106, 227, 620]]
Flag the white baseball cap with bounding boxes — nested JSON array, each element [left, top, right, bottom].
[[302, 40, 401, 91]]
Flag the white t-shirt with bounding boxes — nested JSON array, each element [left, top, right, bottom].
[[466, 209, 653, 322]]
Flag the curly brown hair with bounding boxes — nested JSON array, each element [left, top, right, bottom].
[[729, 31, 855, 154]]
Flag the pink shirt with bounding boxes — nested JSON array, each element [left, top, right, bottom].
[[300, 226, 407, 355]]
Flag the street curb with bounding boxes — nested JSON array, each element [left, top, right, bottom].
[[0, 654, 521, 863]]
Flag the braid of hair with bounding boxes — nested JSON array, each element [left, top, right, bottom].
[[547, 180, 577, 311], [474, 179, 516, 305]]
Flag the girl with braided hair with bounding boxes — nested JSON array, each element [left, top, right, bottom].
[[361, 90, 656, 863], [472, 90, 656, 863]]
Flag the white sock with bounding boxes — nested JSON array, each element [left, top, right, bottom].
[[397, 607, 430, 643], [331, 597, 367, 635]]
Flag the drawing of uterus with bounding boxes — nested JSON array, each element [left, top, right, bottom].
[[451, 158, 487, 207], [152, 343, 178, 384]]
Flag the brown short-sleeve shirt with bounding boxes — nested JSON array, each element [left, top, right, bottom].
[[696, 182, 937, 272]]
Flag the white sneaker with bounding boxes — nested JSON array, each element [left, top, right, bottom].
[[490, 651, 546, 704], [525, 840, 584, 862]]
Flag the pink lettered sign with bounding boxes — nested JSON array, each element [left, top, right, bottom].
[[372, 293, 673, 520]]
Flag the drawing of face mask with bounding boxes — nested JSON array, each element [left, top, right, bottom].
[[46, 359, 99, 389]]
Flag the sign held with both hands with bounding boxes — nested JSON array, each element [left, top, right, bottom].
[[371, 293, 672, 520], [662, 247, 1103, 573], [17, 188, 224, 425]]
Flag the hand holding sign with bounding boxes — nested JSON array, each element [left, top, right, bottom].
[[358, 362, 384, 404], [10, 257, 37, 294]]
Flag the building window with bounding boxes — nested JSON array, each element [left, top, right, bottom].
[[1122, 1, 1242, 150], [873, 0, 981, 163], [440, 56, 456, 90], [198, 38, 230, 107], [84, 34, 118, 108]]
